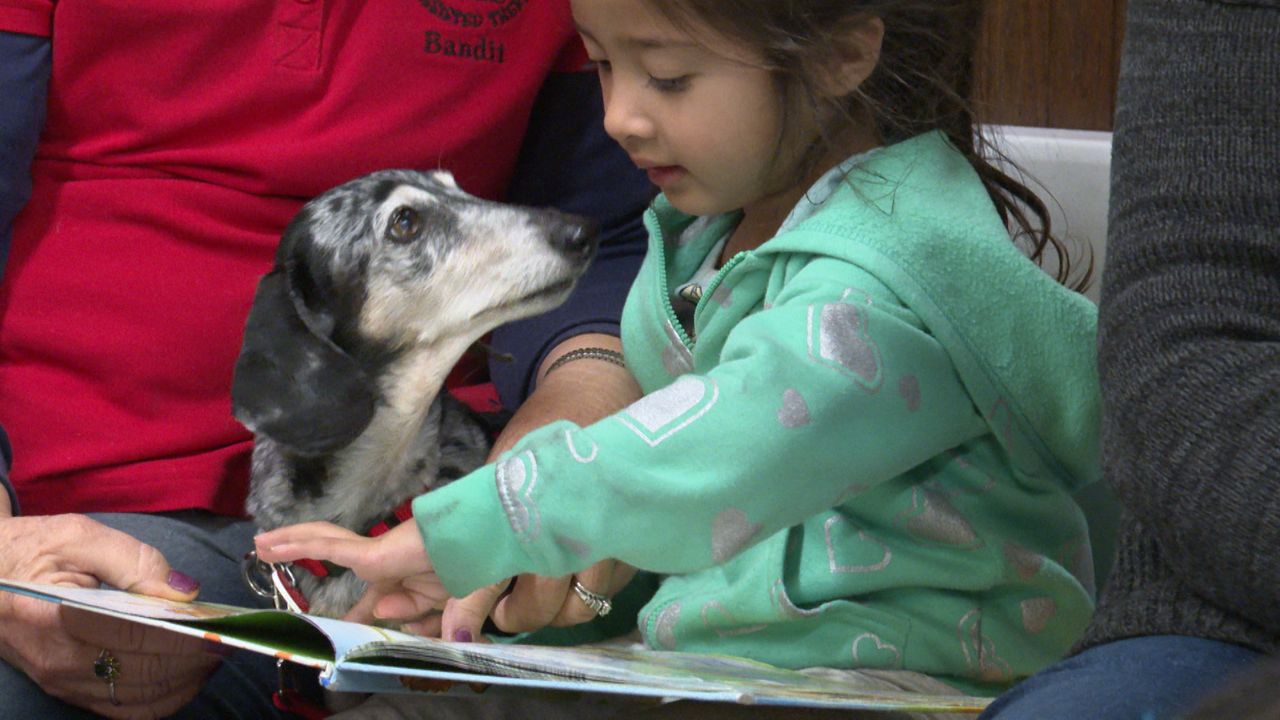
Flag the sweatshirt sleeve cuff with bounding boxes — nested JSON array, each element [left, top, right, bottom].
[[412, 465, 541, 597]]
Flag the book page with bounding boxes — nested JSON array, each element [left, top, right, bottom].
[[0, 579, 990, 713], [0, 579, 338, 669]]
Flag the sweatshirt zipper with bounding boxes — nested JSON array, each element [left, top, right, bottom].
[[699, 253, 746, 318], [648, 214, 749, 351], [648, 219, 697, 351]]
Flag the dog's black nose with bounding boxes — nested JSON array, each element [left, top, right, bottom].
[[549, 214, 599, 260]]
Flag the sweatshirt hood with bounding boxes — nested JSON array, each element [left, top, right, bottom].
[[653, 131, 1101, 491]]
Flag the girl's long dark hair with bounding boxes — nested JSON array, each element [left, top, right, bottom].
[[647, 0, 1092, 292]]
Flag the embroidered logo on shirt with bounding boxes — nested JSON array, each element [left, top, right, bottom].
[[420, 0, 526, 27], [419, 0, 527, 63], [424, 32, 506, 63]]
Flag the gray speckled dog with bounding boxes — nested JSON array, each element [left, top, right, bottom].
[[231, 169, 597, 617]]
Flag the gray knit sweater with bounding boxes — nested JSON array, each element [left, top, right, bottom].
[[1078, 0, 1280, 654]]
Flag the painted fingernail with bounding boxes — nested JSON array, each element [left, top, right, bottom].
[[168, 570, 200, 593], [453, 629, 473, 643]]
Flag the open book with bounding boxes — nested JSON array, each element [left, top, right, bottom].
[[0, 579, 989, 714]]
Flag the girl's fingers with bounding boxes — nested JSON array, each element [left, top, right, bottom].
[[441, 579, 510, 642], [255, 536, 371, 572], [341, 587, 386, 625], [400, 613, 444, 639], [257, 524, 420, 584], [254, 522, 358, 561], [373, 578, 449, 622], [369, 522, 436, 579], [257, 520, 434, 593], [372, 592, 421, 621]]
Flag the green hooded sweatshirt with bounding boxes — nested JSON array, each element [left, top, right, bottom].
[[415, 131, 1101, 694]]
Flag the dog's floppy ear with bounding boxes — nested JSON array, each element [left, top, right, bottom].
[[232, 268, 377, 456]]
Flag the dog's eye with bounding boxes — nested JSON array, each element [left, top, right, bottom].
[[387, 206, 422, 243]]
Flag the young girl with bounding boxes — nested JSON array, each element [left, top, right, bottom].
[[258, 0, 1101, 703]]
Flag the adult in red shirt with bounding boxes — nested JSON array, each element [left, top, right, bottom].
[[0, 2, 651, 717]]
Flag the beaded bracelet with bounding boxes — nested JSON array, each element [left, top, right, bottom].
[[543, 347, 627, 377]]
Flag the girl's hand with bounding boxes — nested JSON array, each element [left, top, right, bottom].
[[254, 521, 448, 621]]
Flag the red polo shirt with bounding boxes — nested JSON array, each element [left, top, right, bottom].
[[0, 0, 587, 516]]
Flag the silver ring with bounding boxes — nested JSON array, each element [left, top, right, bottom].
[[571, 580, 612, 617], [93, 649, 122, 706]]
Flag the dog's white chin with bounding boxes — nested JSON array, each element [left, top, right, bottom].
[[469, 278, 577, 326]]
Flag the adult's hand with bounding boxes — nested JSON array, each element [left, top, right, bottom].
[[429, 561, 639, 643], [0, 513, 216, 719], [437, 333, 643, 642]]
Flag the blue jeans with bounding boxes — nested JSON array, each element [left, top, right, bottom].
[[980, 635, 1264, 720], [0, 511, 286, 719]]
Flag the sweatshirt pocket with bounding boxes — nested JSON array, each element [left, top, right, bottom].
[[636, 530, 916, 672]]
